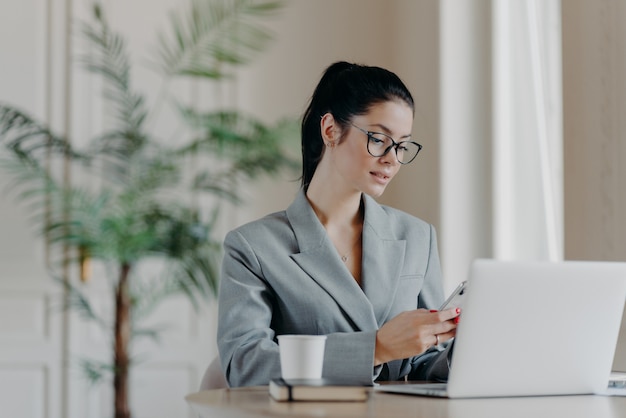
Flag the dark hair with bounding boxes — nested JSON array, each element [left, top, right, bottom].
[[300, 61, 415, 191]]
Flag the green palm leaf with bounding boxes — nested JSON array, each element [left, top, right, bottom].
[[0, 105, 80, 164], [156, 0, 283, 78], [78, 4, 149, 160]]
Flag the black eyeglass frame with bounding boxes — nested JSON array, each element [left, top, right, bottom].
[[350, 123, 422, 165]]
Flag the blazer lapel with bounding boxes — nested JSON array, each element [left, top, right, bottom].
[[360, 194, 406, 326], [286, 191, 378, 332]]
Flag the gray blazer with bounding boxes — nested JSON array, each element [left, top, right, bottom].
[[217, 190, 451, 387]]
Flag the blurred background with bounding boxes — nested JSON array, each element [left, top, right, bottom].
[[1, 0, 625, 417]]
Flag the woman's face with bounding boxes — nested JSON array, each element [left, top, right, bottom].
[[326, 100, 414, 198]]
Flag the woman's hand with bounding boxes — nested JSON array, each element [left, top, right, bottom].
[[374, 308, 460, 366]]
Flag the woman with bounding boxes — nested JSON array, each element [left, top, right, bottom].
[[217, 61, 460, 387]]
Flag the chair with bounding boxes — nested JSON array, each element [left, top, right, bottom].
[[200, 356, 229, 390]]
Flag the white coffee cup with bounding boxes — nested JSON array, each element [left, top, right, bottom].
[[277, 334, 327, 380]]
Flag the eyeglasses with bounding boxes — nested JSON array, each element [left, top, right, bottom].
[[350, 124, 422, 164]]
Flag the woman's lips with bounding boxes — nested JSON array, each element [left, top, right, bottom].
[[371, 171, 391, 184]]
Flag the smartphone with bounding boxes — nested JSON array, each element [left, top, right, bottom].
[[439, 280, 467, 311]]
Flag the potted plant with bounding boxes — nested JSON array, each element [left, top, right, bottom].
[[0, 1, 296, 417]]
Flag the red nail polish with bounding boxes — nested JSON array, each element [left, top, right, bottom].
[[430, 309, 438, 313], [454, 317, 460, 324], [456, 308, 461, 314]]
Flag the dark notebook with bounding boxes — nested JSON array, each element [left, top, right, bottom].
[[269, 378, 369, 402]]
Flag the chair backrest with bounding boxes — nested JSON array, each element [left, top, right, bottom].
[[200, 356, 229, 390]]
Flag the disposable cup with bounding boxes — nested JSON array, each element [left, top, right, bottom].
[[277, 334, 327, 380]]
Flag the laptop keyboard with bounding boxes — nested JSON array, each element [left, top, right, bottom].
[[604, 373, 626, 396], [609, 373, 626, 388]]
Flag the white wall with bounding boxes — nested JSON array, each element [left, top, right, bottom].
[[562, 0, 626, 262], [439, 0, 493, 290]]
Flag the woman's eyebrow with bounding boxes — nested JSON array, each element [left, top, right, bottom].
[[367, 123, 412, 139]]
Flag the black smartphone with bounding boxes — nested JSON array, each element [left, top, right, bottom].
[[438, 280, 467, 310]]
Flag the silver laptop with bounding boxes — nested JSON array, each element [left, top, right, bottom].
[[376, 259, 626, 398]]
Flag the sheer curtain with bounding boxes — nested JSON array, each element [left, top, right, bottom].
[[440, 0, 563, 292]]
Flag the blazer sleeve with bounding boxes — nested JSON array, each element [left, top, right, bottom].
[[408, 224, 452, 381], [217, 229, 281, 387]]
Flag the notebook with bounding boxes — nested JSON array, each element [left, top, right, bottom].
[[376, 259, 626, 398], [269, 378, 368, 401]]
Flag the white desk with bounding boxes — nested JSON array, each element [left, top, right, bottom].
[[186, 386, 626, 418]]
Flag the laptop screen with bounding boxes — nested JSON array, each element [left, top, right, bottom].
[[612, 306, 626, 372]]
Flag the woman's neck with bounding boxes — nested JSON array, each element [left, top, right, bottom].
[[306, 179, 363, 228]]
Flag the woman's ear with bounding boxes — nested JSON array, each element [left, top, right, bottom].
[[320, 112, 339, 146]]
